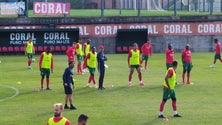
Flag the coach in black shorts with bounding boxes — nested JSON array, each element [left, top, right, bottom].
[[63, 61, 77, 110]]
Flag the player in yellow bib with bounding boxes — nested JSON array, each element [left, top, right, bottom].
[[127, 43, 144, 86], [24, 37, 35, 70], [83, 39, 91, 73], [158, 61, 182, 118], [39, 46, 54, 90], [76, 39, 84, 74], [47, 103, 71, 125], [84, 46, 97, 88]]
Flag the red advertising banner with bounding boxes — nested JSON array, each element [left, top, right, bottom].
[[57, 22, 222, 37], [33, 2, 70, 15]]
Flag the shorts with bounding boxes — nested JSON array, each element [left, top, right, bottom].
[[142, 55, 149, 61], [76, 55, 83, 61], [130, 65, 140, 69], [40, 68, 50, 77], [162, 88, 176, 100], [183, 62, 193, 72], [166, 63, 172, 70], [214, 54, 221, 60], [27, 53, 33, 59], [88, 67, 96, 75], [64, 84, 72, 94]]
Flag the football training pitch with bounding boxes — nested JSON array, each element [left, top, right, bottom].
[[0, 53, 221, 125]]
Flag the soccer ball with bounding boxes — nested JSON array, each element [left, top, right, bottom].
[[32, 58, 36, 62]]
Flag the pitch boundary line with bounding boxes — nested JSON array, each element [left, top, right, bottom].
[[0, 85, 19, 102]]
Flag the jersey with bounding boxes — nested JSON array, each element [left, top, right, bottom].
[[141, 43, 152, 56], [163, 68, 176, 90], [39, 52, 53, 69], [84, 43, 90, 56], [215, 42, 221, 54], [76, 43, 83, 56], [66, 46, 76, 61], [63, 67, 74, 84], [182, 49, 192, 63], [87, 52, 97, 68], [128, 49, 140, 65], [165, 49, 174, 64], [47, 117, 70, 125], [25, 42, 33, 53]]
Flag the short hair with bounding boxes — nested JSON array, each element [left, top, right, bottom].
[[68, 61, 74, 65], [172, 61, 178, 67], [72, 42, 76, 45], [46, 46, 51, 52], [54, 103, 64, 111], [78, 114, 88, 122], [214, 39, 218, 42]]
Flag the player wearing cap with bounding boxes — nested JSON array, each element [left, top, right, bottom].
[[97, 45, 107, 90]]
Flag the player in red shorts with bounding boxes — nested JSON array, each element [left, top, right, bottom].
[[181, 44, 193, 84], [141, 39, 152, 70], [210, 39, 222, 68]]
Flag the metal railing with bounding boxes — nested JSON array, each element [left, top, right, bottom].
[[0, 0, 221, 17]]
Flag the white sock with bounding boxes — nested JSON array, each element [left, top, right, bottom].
[[159, 112, 163, 116], [129, 81, 131, 84], [174, 111, 177, 115], [140, 81, 143, 83]]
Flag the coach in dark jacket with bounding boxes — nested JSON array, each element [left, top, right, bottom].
[[97, 45, 107, 90]]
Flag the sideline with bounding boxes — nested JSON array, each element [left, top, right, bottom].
[[0, 85, 19, 102]]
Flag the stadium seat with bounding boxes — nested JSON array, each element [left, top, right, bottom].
[[55, 46, 61, 52], [38, 46, 44, 52], [0, 47, 2, 52], [116, 46, 122, 52], [122, 46, 128, 52], [34, 46, 38, 52], [20, 46, 25, 52], [2, 47, 8, 52], [50, 46, 55, 51], [8, 47, 14, 52], [61, 46, 67, 51], [129, 46, 133, 51], [14, 46, 20, 52]]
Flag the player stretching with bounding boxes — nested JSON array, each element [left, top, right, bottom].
[[141, 39, 152, 70], [181, 44, 193, 84], [158, 61, 182, 118], [76, 39, 84, 74], [166, 44, 174, 69], [128, 43, 144, 86], [83, 39, 91, 72], [210, 39, 222, 68], [39, 46, 54, 90], [66, 42, 76, 63], [24, 37, 35, 70], [84, 46, 97, 88]]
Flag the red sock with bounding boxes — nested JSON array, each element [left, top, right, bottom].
[[92, 76, 96, 84], [160, 100, 166, 112], [46, 78, 49, 88], [140, 60, 143, 65], [79, 62, 82, 73], [145, 61, 148, 68], [138, 73, 142, 81], [172, 100, 177, 111], [182, 73, 185, 84], [77, 63, 80, 73], [129, 73, 132, 82], [88, 76, 92, 83], [213, 59, 216, 64], [28, 59, 31, 66], [187, 73, 190, 84], [41, 78, 44, 88]]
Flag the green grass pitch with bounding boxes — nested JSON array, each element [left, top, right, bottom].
[[0, 53, 222, 125]]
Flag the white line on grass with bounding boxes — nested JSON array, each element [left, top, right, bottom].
[[0, 85, 19, 102]]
